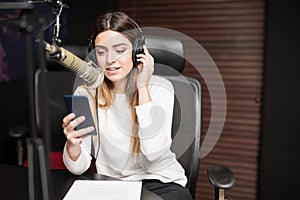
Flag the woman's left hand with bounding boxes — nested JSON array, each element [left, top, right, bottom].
[[136, 45, 154, 89]]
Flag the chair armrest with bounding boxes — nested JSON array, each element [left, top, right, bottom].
[[207, 166, 235, 189]]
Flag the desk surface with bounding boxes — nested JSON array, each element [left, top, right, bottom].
[[0, 164, 162, 200]]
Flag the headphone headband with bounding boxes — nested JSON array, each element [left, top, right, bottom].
[[129, 17, 145, 42]]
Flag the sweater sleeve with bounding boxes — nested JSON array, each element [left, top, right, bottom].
[[62, 143, 92, 175], [135, 76, 174, 162], [62, 86, 95, 175]]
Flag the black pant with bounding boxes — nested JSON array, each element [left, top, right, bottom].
[[142, 179, 193, 200]]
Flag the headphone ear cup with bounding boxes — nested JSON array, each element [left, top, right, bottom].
[[132, 38, 144, 67]]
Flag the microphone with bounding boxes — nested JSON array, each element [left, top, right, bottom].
[[42, 41, 104, 89]]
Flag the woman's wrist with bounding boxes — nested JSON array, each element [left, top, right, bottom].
[[137, 85, 152, 105], [66, 141, 81, 161]]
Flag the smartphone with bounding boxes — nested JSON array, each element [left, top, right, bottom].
[[64, 95, 97, 135]]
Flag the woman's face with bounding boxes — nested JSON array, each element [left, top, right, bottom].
[[94, 30, 133, 85]]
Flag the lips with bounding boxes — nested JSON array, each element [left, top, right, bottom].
[[106, 67, 121, 71]]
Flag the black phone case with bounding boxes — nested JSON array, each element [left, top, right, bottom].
[[64, 95, 97, 135]]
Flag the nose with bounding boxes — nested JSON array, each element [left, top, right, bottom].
[[106, 51, 116, 65]]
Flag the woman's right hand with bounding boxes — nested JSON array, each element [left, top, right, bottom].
[[62, 113, 95, 161]]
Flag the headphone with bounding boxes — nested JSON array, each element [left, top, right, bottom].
[[87, 17, 145, 67], [130, 18, 145, 67]]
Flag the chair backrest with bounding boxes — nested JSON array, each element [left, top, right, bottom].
[[146, 35, 202, 199]]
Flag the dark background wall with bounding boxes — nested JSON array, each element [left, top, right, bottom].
[[63, 0, 115, 45], [0, 81, 28, 164], [259, 0, 300, 199]]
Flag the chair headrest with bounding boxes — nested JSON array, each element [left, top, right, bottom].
[[145, 35, 185, 74]]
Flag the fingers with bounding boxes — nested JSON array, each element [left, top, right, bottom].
[[65, 126, 95, 140], [62, 113, 75, 128], [142, 45, 150, 55], [135, 45, 154, 89], [62, 113, 86, 131], [136, 45, 153, 61], [136, 48, 154, 68], [62, 113, 95, 145], [69, 116, 86, 130], [136, 53, 154, 64]]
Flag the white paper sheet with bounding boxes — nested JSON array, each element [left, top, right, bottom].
[[63, 180, 142, 200]]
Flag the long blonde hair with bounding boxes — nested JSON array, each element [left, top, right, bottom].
[[89, 11, 141, 154]]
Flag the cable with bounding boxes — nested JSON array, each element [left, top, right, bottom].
[[94, 87, 101, 173]]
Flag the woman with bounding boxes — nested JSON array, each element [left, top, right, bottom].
[[62, 11, 193, 200]]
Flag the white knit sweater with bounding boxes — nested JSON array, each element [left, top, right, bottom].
[[63, 75, 187, 187]]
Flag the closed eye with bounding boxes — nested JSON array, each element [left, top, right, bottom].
[[96, 49, 106, 56], [116, 49, 126, 54]]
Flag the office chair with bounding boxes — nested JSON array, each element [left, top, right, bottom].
[[145, 35, 235, 200]]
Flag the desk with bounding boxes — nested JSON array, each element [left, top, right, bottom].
[[0, 164, 162, 200]]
